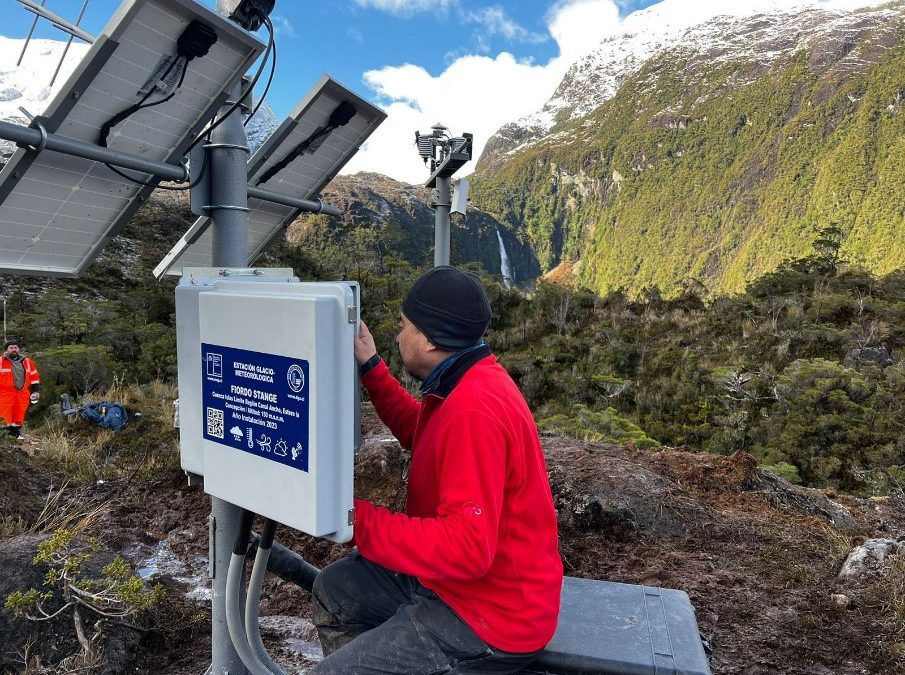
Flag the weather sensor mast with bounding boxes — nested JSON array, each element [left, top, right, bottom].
[[415, 123, 472, 266]]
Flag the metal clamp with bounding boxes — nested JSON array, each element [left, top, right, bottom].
[[27, 121, 48, 154], [204, 142, 250, 153], [315, 197, 324, 214], [202, 204, 250, 212]]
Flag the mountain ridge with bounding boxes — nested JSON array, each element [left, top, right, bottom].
[[473, 1, 905, 296]]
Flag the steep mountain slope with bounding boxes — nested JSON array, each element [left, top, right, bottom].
[[287, 173, 540, 286], [473, 2, 905, 296]]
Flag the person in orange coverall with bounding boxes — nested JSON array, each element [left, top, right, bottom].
[[0, 339, 40, 439]]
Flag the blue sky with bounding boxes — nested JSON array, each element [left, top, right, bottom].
[[1, 0, 626, 115], [0, 0, 884, 181]]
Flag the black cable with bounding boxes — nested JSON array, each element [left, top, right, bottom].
[[256, 99, 357, 185], [185, 13, 274, 153], [233, 509, 255, 556], [95, 18, 220, 189], [98, 57, 185, 149], [244, 15, 277, 128], [102, 61, 197, 188]]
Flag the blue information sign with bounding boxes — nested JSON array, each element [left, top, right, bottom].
[[201, 343, 310, 472]]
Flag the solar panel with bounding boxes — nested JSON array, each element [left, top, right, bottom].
[[0, 0, 264, 277], [153, 74, 387, 278]]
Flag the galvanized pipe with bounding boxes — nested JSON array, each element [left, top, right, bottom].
[[210, 82, 251, 267], [0, 120, 188, 182], [434, 175, 451, 267], [0, 123, 342, 220], [247, 185, 341, 217], [208, 80, 251, 675]]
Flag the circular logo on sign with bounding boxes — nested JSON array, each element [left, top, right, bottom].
[[287, 364, 305, 393]]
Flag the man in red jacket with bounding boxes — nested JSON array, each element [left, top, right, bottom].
[[311, 266, 562, 674], [0, 339, 40, 439]]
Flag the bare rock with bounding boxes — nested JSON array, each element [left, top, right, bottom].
[[543, 438, 711, 540], [754, 469, 857, 530], [844, 346, 894, 369], [838, 538, 905, 579]]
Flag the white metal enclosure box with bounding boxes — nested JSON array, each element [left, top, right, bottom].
[[197, 280, 359, 543], [175, 269, 297, 476]]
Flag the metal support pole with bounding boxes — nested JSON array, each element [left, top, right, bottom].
[[49, 0, 90, 88], [14, 0, 96, 44], [2, 299, 6, 344], [0, 121, 343, 219], [16, 0, 45, 66], [210, 84, 251, 268], [434, 176, 451, 267], [0, 120, 188, 182], [247, 185, 341, 217], [208, 80, 250, 675]]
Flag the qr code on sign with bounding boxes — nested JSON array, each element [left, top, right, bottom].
[[206, 407, 224, 438]]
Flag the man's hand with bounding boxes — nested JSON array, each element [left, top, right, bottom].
[[354, 320, 378, 367], [29, 392, 40, 405]]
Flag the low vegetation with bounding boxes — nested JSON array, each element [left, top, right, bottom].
[[4, 224, 902, 497]]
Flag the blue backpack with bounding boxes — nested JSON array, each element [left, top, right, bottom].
[[78, 401, 128, 431]]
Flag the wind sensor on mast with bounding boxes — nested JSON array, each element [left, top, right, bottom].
[[414, 123, 473, 266]]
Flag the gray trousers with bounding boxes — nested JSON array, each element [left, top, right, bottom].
[[310, 551, 540, 675]]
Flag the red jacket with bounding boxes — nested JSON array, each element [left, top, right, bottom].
[[353, 352, 563, 653]]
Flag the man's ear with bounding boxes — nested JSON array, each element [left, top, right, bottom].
[[424, 341, 453, 358]]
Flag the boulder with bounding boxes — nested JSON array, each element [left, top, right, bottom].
[[844, 346, 894, 369], [543, 439, 711, 540], [838, 538, 905, 579]]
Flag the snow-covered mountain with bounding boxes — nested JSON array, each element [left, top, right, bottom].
[[245, 102, 279, 152], [479, 1, 903, 169], [0, 37, 89, 160]]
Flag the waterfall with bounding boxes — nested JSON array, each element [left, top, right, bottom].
[[496, 228, 514, 287]]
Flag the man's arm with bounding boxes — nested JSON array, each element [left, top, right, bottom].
[[26, 358, 40, 401], [355, 321, 420, 449], [352, 412, 506, 580]]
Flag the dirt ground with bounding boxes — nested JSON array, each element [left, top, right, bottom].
[[1, 409, 903, 674]]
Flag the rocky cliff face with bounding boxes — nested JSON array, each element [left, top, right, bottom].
[[473, 2, 905, 295], [288, 173, 541, 287]]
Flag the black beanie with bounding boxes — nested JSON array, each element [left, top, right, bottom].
[[3, 339, 19, 349], [402, 266, 491, 350]]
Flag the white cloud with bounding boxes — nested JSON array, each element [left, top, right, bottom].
[[462, 6, 548, 44], [344, 0, 893, 183], [344, 52, 565, 182], [547, 0, 622, 62], [352, 0, 457, 17], [271, 15, 296, 37]]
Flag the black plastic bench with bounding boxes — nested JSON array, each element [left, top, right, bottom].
[[525, 577, 712, 675], [263, 543, 711, 674]]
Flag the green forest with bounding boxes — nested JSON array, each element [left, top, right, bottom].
[[6, 224, 903, 498]]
